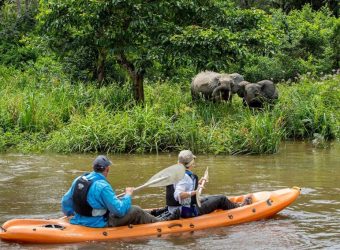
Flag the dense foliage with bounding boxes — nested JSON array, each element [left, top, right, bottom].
[[0, 0, 339, 154]]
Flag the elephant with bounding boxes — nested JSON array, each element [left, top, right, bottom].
[[235, 80, 279, 108], [191, 71, 244, 103]]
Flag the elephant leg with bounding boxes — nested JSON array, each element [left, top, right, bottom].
[[191, 91, 199, 101], [242, 98, 247, 107], [228, 93, 233, 104], [222, 90, 230, 102], [248, 99, 263, 109]]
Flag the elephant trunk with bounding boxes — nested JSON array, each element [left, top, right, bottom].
[[212, 86, 230, 101], [235, 81, 250, 98]]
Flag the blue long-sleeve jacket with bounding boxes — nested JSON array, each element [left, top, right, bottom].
[[61, 171, 131, 228]]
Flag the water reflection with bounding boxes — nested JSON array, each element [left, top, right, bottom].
[[0, 142, 339, 249]]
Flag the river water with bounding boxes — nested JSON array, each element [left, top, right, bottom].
[[0, 142, 339, 249]]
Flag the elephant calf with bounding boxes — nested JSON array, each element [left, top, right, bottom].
[[236, 80, 279, 108], [191, 71, 244, 103]]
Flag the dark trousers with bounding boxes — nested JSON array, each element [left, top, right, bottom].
[[197, 195, 238, 215], [108, 205, 160, 227]]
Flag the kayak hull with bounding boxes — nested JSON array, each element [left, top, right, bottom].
[[0, 187, 300, 244]]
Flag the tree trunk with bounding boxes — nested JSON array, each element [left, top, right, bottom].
[[97, 48, 107, 83], [25, 0, 29, 15], [132, 73, 145, 103], [117, 52, 145, 103], [16, 0, 21, 17]]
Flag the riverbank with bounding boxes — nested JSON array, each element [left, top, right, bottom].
[[0, 66, 339, 154]]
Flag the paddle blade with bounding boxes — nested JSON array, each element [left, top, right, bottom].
[[146, 164, 185, 187]]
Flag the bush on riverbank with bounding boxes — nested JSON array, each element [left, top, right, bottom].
[[278, 75, 340, 141], [0, 65, 339, 154]]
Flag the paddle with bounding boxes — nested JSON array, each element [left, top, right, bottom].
[[196, 167, 209, 207], [117, 164, 185, 198]]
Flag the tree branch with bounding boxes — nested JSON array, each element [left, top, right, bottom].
[[117, 52, 135, 77]]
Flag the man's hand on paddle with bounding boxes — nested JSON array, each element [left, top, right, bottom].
[[198, 177, 208, 185], [125, 187, 134, 196]]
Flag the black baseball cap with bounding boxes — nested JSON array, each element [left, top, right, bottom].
[[93, 155, 112, 171]]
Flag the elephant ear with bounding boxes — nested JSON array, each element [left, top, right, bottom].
[[208, 75, 221, 89], [230, 73, 244, 85]]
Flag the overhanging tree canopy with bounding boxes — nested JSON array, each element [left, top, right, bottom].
[[37, 0, 278, 102]]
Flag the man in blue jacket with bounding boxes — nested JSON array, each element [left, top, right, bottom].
[[62, 155, 161, 228]]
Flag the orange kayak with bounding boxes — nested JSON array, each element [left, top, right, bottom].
[[0, 187, 300, 244]]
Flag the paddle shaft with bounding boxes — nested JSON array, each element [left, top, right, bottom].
[[196, 167, 209, 207], [198, 167, 209, 191], [197, 175, 207, 194], [116, 175, 168, 198]]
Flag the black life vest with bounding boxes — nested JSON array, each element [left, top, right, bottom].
[[185, 170, 199, 206], [166, 184, 181, 206], [165, 170, 198, 206], [72, 174, 107, 217]]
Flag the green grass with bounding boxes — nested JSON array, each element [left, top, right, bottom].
[[0, 65, 339, 154], [276, 75, 340, 140]]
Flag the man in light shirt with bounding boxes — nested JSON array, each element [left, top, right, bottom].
[[173, 150, 252, 218]]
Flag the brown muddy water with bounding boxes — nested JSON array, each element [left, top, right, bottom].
[[0, 142, 339, 250]]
